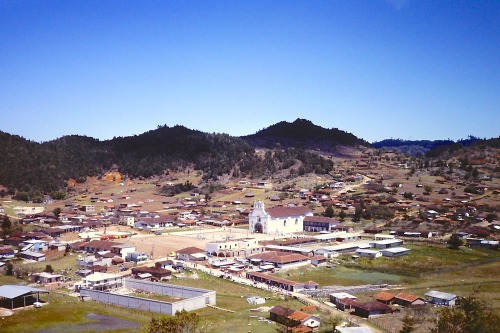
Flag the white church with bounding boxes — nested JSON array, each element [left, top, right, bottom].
[[248, 201, 313, 235]]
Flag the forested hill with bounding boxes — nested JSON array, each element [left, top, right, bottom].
[[373, 136, 499, 157], [0, 124, 333, 195], [372, 139, 455, 156], [241, 118, 369, 151]]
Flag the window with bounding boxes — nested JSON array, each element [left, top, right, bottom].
[[258, 218, 261, 222], [284, 220, 287, 227], [295, 219, 298, 225]]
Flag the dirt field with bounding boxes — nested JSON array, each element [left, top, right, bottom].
[[66, 225, 272, 260]]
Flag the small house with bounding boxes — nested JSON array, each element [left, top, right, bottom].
[[380, 247, 410, 257], [374, 291, 395, 305], [176, 247, 206, 261], [355, 249, 381, 258], [424, 290, 458, 306], [330, 292, 357, 310], [20, 251, 46, 262], [353, 301, 394, 318], [30, 272, 63, 284], [393, 292, 425, 307]]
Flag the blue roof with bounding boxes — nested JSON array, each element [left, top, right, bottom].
[[0, 285, 49, 299]]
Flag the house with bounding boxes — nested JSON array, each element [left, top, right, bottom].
[[303, 281, 319, 290], [353, 301, 394, 318], [76, 272, 123, 291], [131, 266, 172, 281], [248, 201, 312, 235], [374, 291, 395, 304], [20, 251, 46, 262], [335, 233, 361, 243], [83, 240, 123, 253], [155, 260, 174, 270], [269, 305, 320, 331], [329, 292, 357, 310], [48, 241, 69, 251], [30, 272, 63, 284], [110, 243, 136, 259], [310, 256, 327, 267], [369, 239, 404, 249], [119, 216, 135, 227], [247, 251, 310, 269], [176, 247, 206, 261], [380, 247, 410, 257], [355, 249, 381, 258], [76, 254, 113, 268], [134, 215, 175, 229], [41, 227, 64, 238], [424, 290, 458, 306], [205, 238, 263, 257], [303, 216, 340, 232], [393, 292, 425, 307], [0, 247, 15, 260], [21, 239, 48, 252], [126, 251, 149, 264]]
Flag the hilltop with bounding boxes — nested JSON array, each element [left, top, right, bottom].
[[242, 118, 369, 151]]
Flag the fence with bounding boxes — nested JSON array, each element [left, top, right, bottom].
[[80, 278, 216, 315]]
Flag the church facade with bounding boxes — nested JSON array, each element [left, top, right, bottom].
[[248, 201, 313, 235]]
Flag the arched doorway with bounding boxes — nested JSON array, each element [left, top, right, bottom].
[[254, 223, 263, 233]]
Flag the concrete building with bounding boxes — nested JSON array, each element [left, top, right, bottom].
[[380, 247, 410, 257], [205, 238, 263, 257], [424, 290, 458, 306], [77, 272, 123, 291]]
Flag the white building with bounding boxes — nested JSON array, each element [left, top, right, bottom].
[[355, 249, 382, 258], [205, 238, 262, 257], [248, 201, 312, 235], [120, 216, 134, 227], [77, 272, 123, 291], [369, 239, 404, 249], [380, 247, 410, 257], [21, 240, 48, 252]]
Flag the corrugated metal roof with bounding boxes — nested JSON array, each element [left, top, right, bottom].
[[425, 290, 457, 300], [0, 285, 48, 299]]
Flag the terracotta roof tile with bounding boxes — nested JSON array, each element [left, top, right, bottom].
[[267, 206, 311, 218], [375, 291, 395, 302], [395, 292, 421, 302]]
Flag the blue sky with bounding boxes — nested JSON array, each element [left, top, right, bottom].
[[1, 0, 499, 143]]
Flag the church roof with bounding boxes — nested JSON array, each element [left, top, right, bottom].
[[266, 206, 311, 218]]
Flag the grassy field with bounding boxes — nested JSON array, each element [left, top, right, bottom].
[[0, 292, 152, 333], [342, 243, 499, 278], [274, 265, 406, 286]]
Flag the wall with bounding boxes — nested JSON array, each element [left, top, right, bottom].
[[80, 278, 216, 315]]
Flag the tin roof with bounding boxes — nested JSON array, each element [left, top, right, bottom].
[[0, 285, 49, 299]]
